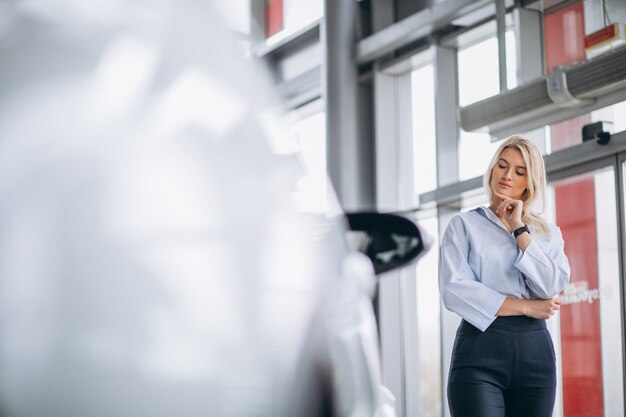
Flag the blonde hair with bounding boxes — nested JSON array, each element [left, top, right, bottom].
[[483, 135, 551, 237]]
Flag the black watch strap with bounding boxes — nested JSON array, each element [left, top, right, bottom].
[[513, 225, 530, 238]]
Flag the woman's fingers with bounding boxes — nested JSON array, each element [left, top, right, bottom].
[[494, 192, 515, 209], [497, 200, 513, 215]]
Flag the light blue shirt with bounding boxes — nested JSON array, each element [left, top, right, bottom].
[[439, 206, 571, 331]]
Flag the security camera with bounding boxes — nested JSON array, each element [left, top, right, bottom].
[[582, 121, 612, 146]]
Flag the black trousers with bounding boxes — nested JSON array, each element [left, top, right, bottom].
[[448, 316, 556, 417]]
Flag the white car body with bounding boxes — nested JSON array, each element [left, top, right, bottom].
[[0, 2, 413, 416]]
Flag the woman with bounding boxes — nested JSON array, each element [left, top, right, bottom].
[[439, 135, 570, 417]]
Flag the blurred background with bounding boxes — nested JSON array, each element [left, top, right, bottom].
[[1, 1, 626, 417]]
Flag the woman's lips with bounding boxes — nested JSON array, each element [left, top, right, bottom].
[[498, 182, 511, 189]]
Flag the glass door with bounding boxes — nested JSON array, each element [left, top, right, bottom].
[[546, 160, 625, 417]]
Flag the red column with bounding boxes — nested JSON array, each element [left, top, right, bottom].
[[265, 0, 284, 38], [546, 3, 604, 416], [556, 180, 604, 417], [545, 1, 589, 153]]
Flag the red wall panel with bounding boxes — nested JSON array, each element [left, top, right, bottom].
[[265, 0, 284, 38], [545, 1, 589, 153], [544, 2, 586, 73], [556, 180, 603, 417]]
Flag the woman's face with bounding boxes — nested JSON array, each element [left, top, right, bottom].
[[490, 147, 528, 200]]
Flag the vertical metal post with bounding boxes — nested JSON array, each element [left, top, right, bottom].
[[324, 0, 372, 211], [616, 151, 626, 417], [514, 7, 545, 83], [370, 2, 411, 416], [434, 43, 461, 417], [513, 7, 547, 156], [496, 0, 507, 92], [372, 63, 408, 417], [434, 45, 459, 189], [249, 0, 266, 48]]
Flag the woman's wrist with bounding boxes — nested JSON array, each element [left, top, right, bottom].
[[513, 298, 529, 316], [510, 221, 525, 230], [519, 299, 529, 316], [497, 297, 529, 316]]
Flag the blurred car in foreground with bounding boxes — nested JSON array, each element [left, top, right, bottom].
[[0, 2, 430, 416]]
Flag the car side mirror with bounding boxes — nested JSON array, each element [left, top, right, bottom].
[[345, 212, 431, 275]]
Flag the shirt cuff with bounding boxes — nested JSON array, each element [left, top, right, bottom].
[[468, 290, 507, 332]]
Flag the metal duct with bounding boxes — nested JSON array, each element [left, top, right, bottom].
[[568, 46, 626, 97], [460, 44, 626, 135], [460, 78, 550, 131]]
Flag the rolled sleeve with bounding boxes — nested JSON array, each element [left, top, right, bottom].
[[514, 226, 570, 299], [439, 217, 506, 331]]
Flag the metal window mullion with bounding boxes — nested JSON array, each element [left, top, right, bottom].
[[396, 71, 420, 417], [511, 5, 548, 151], [249, 0, 266, 47], [546, 154, 616, 183], [496, 0, 507, 92], [421, 130, 626, 206], [513, 6, 545, 83], [616, 150, 626, 415], [324, 0, 365, 211], [373, 67, 410, 417], [434, 45, 460, 190], [357, 0, 491, 64], [433, 43, 461, 417]]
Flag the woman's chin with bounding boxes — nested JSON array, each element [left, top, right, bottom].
[[493, 187, 510, 196], [493, 189, 524, 201]]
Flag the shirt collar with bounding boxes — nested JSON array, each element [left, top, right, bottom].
[[473, 206, 510, 234]]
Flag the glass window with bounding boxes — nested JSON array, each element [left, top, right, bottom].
[[288, 106, 327, 213], [458, 36, 500, 107], [458, 130, 500, 182], [591, 100, 626, 135], [411, 64, 437, 196], [549, 115, 589, 153], [458, 28, 517, 107], [457, 20, 518, 180], [546, 98, 626, 155], [545, 166, 624, 417], [414, 212, 441, 417], [283, 0, 322, 33]]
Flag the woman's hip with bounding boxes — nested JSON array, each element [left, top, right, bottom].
[[450, 317, 556, 387]]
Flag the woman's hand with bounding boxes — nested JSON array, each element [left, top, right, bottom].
[[493, 191, 524, 228], [497, 297, 560, 319], [523, 297, 561, 320]]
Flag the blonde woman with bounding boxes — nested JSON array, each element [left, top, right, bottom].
[[439, 135, 571, 417]]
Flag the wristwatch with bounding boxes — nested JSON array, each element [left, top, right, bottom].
[[512, 225, 530, 238]]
